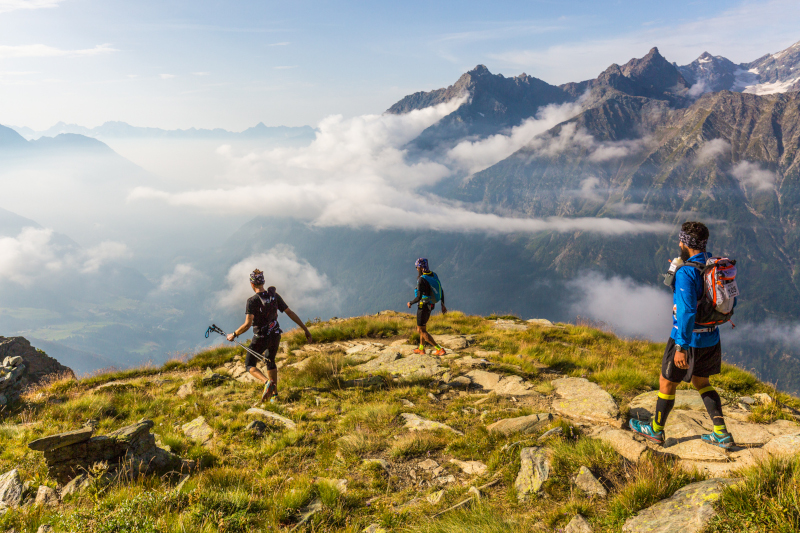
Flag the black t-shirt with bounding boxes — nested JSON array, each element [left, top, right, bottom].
[[246, 291, 288, 335]]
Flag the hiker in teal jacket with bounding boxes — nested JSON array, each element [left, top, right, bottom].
[[407, 258, 448, 355], [630, 222, 736, 449]]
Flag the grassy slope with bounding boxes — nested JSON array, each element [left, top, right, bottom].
[[0, 312, 798, 532]]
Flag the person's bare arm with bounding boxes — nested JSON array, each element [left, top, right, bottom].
[[285, 308, 313, 342], [227, 314, 254, 341]]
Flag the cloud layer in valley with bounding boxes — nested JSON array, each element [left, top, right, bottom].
[[731, 161, 777, 191], [130, 99, 670, 236]]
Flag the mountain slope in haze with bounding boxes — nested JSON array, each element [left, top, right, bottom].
[[10, 121, 316, 141]]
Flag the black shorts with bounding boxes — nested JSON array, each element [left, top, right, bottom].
[[416, 304, 433, 327], [247, 333, 281, 371], [661, 337, 722, 383]]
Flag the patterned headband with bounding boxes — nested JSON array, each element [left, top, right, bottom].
[[250, 269, 265, 285], [679, 231, 707, 251]]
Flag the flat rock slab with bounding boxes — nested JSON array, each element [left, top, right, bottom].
[[765, 419, 800, 437], [453, 356, 493, 369], [28, 427, 94, 452], [726, 420, 774, 446], [246, 408, 297, 430], [515, 446, 550, 501], [552, 378, 619, 425], [400, 413, 462, 435], [356, 353, 443, 378], [493, 320, 528, 331], [487, 413, 552, 436], [465, 370, 538, 396], [629, 390, 728, 421], [449, 459, 487, 476], [591, 427, 646, 462], [182, 416, 214, 445], [0, 469, 23, 507], [436, 335, 473, 350], [575, 466, 607, 497], [763, 433, 800, 458], [661, 439, 729, 462], [681, 448, 769, 477], [622, 478, 732, 533]]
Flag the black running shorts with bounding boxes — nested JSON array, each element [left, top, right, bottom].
[[416, 304, 433, 327], [247, 333, 281, 371], [661, 337, 722, 383]]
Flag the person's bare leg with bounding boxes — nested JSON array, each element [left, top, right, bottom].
[[419, 326, 437, 347], [659, 374, 679, 395], [268, 368, 278, 395], [249, 367, 268, 384]]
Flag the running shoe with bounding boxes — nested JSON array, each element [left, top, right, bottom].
[[701, 431, 735, 449], [261, 380, 276, 402], [629, 418, 665, 445], [433, 348, 446, 356], [413, 348, 426, 354]]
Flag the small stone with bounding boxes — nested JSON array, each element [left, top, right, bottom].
[[0, 469, 23, 507], [245, 420, 268, 435], [245, 408, 297, 430], [449, 459, 487, 476], [436, 475, 456, 485], [28, 427, 94, 452], [538, 426, 564, 442], [467, 486, 482, 500], [565, 514, 593, 533], [487, 413, 552, 435], [399, 398, 415, 407], [738, 396, 756, 406], [575, 466, 607, 498], [181, 416, 214, 445], [447, 376, 473, 389], [418, 459, 439, 471], [34, 485, 59, 507], [177, 381, 194, 398], [36, 526, 54, 533], [60, 474, 90, 497], [427, 392, 439, 402], [515, 447, 550, 501], [465, 370, 538, 396], [621, 478, 733, 532], [400, 413, 463, 435], [752, 393, 773, 404], [426, 490, 445, 504]]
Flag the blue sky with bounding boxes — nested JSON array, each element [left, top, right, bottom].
[[1, 0, 799, 130]]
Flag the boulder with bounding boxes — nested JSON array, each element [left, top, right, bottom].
[[182, 417, 214, 445], [551, 378, 620, 425], [762, 433, 800, 458], [356, 353, 444, 378], [0, 469, 23, 507], [464, 370, 538, 396], [575, 466, 607, 497], [515, 447, 550, 501], [629, 390, 728, 421], [34, 485, 60, 507], [591, 427, 646, 462], [622, 478, 732, 533], [418, 459, 439, 471], [449, 459, 487, 476], [176, 381, 195, 398], [526, 319, 554, 327], [246, 408, 297, 430], [661, 440, 729, 462], [60, 474, 91, 497], [436, 335, 474, 350], [400, 413, 462, 435], [565, 515, 593, 533], [29, 427, 94, 452], [453, 356, 492, 369], [487, 413, 552, 435]]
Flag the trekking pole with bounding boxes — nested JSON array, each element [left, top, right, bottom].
[[204, 324, 268, 363]]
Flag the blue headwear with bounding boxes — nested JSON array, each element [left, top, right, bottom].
[[250, 269, 265, 285], [414, 258, 429, 272]]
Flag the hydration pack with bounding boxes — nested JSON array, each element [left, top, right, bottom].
[[418, 273, 442, 305], [684, 257, 738, 327]]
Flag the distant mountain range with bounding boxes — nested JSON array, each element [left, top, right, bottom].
[[9, 121, 316, 141]]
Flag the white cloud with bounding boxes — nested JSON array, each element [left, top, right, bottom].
[[522, 122, 649, 163], [0, 43, 117, 59], [0, 227, 129, 284], [578, 177, 604, 202], [216, 247, 337, 311], [130, 98, 671, 236], [696, 138, 731, 163], [0, 0, 64, 14], [158, 263, 204, 292], [160, 73, 176, 79], [447, 101, 583, 174], [569, 273, 673, 340], [687, 80, 709, 98], [731, 160, 777, 191]]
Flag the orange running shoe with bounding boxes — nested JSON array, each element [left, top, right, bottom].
[[413, 348, 426, 354], [434, 348, 446, 356]]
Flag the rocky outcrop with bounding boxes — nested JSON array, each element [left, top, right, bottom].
[[552, 378, 620, 426], [0, 337, 74, 405], [400, 413, 463, 435], [515, 447, 550, 501], [28, 420, 192, 485], [486, 413, 552, 435], [0, 469, 23, 509], [463, 370, 538, 396], [622, 478, 733, 532]]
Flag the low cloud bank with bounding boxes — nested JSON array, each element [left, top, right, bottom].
[[0, 227, 129, 285], [130, 98, 670, 236], [216, 247, 339, 312], [731, 161, 777, 191]]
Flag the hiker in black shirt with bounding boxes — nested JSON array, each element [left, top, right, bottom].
[[407, 258, 447, 356], [227, 269, 313, 402]]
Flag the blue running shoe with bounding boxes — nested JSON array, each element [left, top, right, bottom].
[[629, 419, 665, 445], [261, 380, 276, 403], [701, 431, 735, 449]]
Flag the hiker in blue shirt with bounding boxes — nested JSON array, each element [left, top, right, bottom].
[[407, 258, 448, 356], [630, 222, 736, 448]]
